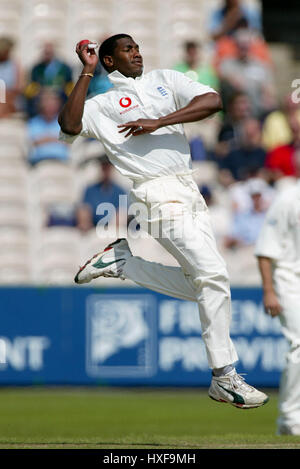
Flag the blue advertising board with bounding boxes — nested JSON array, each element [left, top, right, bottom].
[[0, 286, 287, 387]]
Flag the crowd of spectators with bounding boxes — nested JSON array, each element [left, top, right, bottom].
[[0, 0, 299, 283], [171, 0, 300, 262]]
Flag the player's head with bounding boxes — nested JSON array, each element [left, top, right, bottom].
[[99, 34, 143, 78]]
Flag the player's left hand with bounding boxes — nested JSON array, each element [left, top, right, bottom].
[[118, 119, 161, 137]]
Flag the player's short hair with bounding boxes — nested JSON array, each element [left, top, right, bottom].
[[99, 34, 132, 71]]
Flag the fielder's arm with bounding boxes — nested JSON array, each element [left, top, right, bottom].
[[118, 93, 222, 137], [257, 256, 282, 317], [58, 42, 98, 135]]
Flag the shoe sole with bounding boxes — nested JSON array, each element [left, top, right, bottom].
[[209, 394, 269, 409]]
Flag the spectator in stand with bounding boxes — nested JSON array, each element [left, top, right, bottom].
[[173, 41, 219, 90], [25, 42, 73, 117], [173, 41, 220, 162], [199, 184, 231, 245], [228, 173, 274, 213], [219, 118, 266, 181], [0, 36, 24, 118], [262, 94, 300, 152], [86, 60, 113, 98], [27, 89, 69, 165], [189, 136, 207, 161], [47, 202, 77, 228], [208, 1, 271, 72], [213, 26, 272, 73], [224, 177, 271, 249], [264, 114, 300, 183], [219, 29, 276, 119], [208, 0, 262, 42], [214, 91, 252, 159], [77, 157, 128, 232]]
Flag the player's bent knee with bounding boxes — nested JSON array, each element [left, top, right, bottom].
[[192, 267, 230, 292]]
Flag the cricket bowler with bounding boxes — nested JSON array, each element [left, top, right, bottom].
[[58, 34, 268, 409]]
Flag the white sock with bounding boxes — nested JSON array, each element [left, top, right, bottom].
[[212, 365, 234, 377]]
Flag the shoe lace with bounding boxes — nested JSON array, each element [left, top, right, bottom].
[[77, 252, 99, 273], [230, 373, 254, 392]]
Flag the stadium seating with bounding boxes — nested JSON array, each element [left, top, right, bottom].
[[0, 0, 267, 286], [32, 226, 81, 284]]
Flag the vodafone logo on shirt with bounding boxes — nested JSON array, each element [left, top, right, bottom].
[[119, 97, 132, 108], [118, 96, 139, 115]]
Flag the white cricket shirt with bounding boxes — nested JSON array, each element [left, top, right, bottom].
[[255, 180, 300, 275], [59, 69, 217, 183]]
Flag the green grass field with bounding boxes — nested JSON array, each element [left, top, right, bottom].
[[0, 388, 299, 449]]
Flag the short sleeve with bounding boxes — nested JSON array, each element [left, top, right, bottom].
[[254, 196, 289, 260], [59, 97, 99, 144], [164, 69, 218, 109]]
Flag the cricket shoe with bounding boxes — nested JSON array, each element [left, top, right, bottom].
[[74, 238, 132, 284], [208, 369, 269, 409]]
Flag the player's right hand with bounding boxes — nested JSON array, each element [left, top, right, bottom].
[[263, 291, 282, 317], [76, 41, 98, 71]]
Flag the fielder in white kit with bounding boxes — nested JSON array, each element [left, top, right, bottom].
[[255, 175, 300, 433], [58, 34, 268, 408]]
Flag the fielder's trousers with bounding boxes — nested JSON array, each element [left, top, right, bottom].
[[275, 270, 300, 429], [123, 173, 238, 369]]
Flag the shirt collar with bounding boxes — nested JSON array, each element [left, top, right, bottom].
[[108, 69, 144, 87]]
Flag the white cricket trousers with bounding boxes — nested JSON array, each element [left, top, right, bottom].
[[123, 173, 238, 369], [275, 271, 300, 429]]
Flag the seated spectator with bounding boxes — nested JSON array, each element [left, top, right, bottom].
[[208, 0, 262, 42], [212, 10, 273, 71], [264, 114, 300, 182], [27, 89, 69, 165], [0, 36, 24, 118], [189, 136, 207, 161], [173, 41, 219, 90], [219, 29, 276, 119], [215, 92, 252, 158], [262, 94, 300, 152], [219, 118, 266, 181], [77, 157, 128, 232], [25, 42, 73, 117], [199, 184, 231, 244], [228, 176, 274, 214], [224, 178, 270, 249], [86, 61, 113, 98], [213, 27, 273, 72], [47, 202, 77, 227]]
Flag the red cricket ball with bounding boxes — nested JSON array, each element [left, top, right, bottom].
[[78, 39, 90, 47]]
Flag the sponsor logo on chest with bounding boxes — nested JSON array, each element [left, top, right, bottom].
[[119, 96, 139, 115]]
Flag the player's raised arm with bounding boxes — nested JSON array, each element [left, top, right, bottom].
[[58, 41, 98, 135]]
